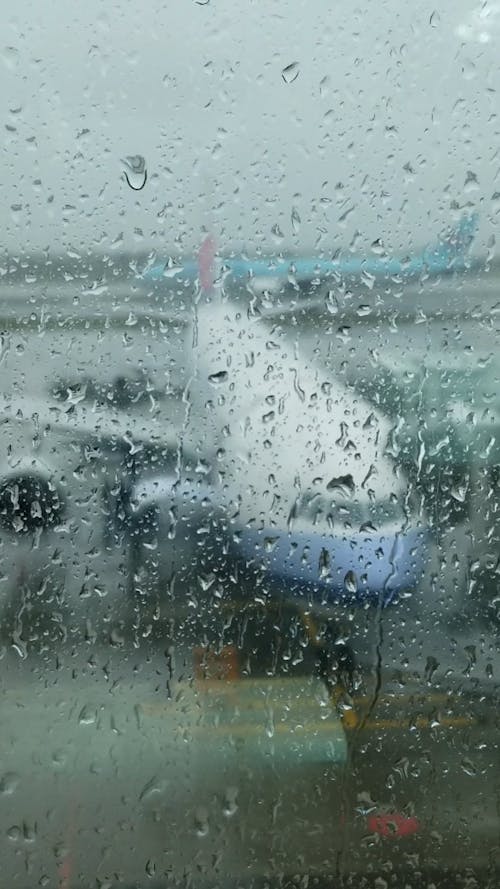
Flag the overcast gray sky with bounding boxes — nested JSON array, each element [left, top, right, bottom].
[[1, 0, 499, 259]]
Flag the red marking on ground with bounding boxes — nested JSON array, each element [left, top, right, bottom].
[[367, 812, 420, 838], [59, 854, 72, 889], [58, 801, 77, 889]]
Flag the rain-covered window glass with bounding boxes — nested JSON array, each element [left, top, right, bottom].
[[1, 1, 499, 887]]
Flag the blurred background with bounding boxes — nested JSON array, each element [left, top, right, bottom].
[[1, 2, 500, 887]]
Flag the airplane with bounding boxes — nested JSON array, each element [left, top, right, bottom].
[[141, 213, 478, 295], [0, 214, 478, 647]]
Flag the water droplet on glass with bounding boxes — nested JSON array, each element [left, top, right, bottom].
[[162, 257, 184, 278], [319, 75, 330, 98], [356, 304, 371, 317], [122, 155, 147, 190], [361, 270, 375, 290], [264, 536, 280, 553], [198, 572, 216, 591], [7, 825, 23, 842], [139, 777, 167, 801], [78, 705, 97, 725], [23, 821, 37, 842], [0, 773, 19, 795], [318, 547, 331, 579], [359, 521, 377, 534], [344, 570, 358, 594], [271, 223, 284, 245], [461, 757, 477, 777], [2, 46, 19, 70], [208, 370, 228, 385], [462, 58, 477, 80], [222, 786, 238, 817], [325, 291, 338, 315], [265, 708, 275, 738], [425, 656, 439, 683], [194, 807, 210, 837], [464, 644, 476, 673], [327, 474, 355, 496], [291, 207, 301, 234], [282, 62, 300, 83], [451, 479, 469, 502], [371, 238, 385, 255], [52, 749, 67, 767], [464, 170, 479, 193]]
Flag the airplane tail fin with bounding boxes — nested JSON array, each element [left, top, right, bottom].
[[198, 234, 217, 295]]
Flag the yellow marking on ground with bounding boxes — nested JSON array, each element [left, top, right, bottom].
[[139, 699, 333, 718], [189, 720, 344, 738], [139, 701, 475, 733], [342, 714, 475, 731], [353, 691, 454, 706]]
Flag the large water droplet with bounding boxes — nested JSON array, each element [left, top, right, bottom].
[[122, 155, 147, 190], [451, 479, 469, 502], [282, 62, 300, 83], [344, 570, 358, 594], [359, 521, 377, 534], [264, 536, 280, 553], [208, 370, 228, 385], [326, 474, 355, 496], [78, 705, 97, 725], [356, 304, 371, 317]]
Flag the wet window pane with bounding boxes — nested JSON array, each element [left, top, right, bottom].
[[1, 1, 499, 887]]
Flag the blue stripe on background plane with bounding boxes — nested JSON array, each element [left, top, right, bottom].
[[142, 213, 478, 287]]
